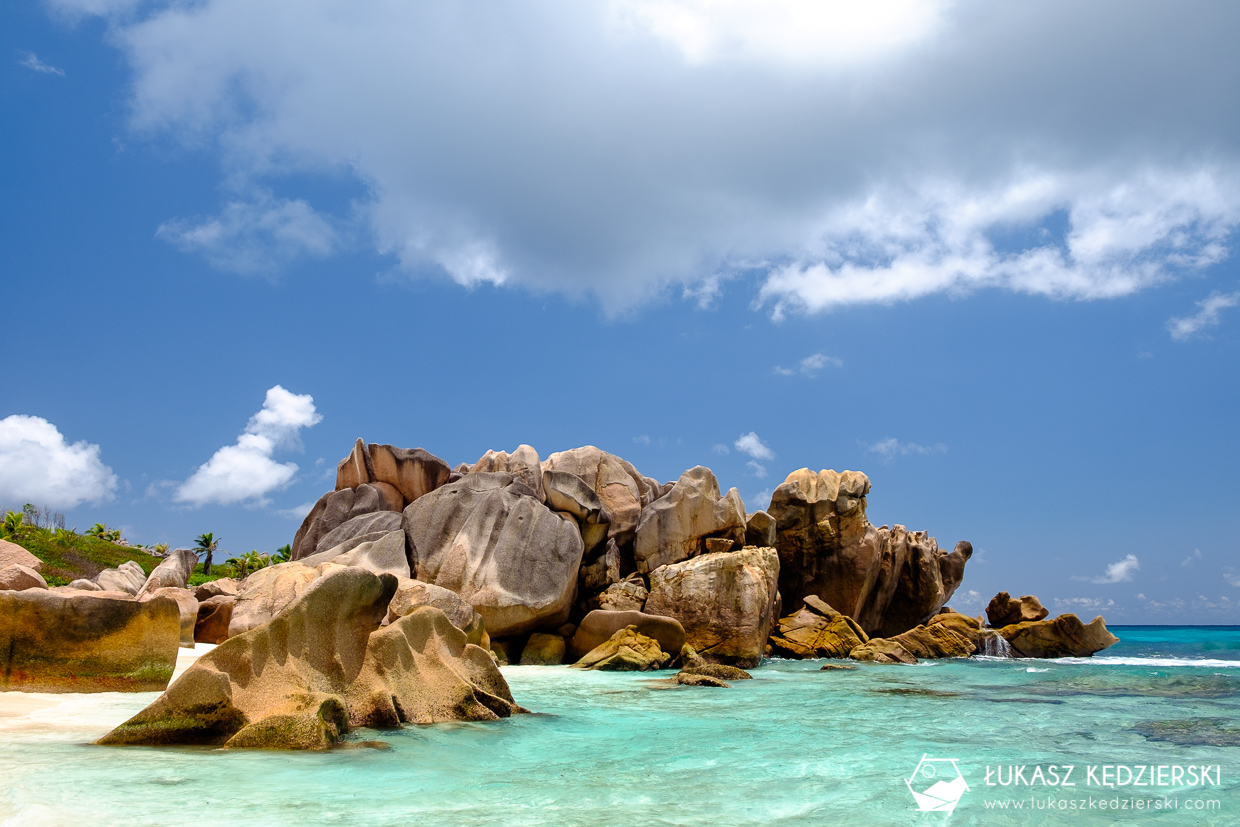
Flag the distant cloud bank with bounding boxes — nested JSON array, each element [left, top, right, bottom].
[[0, 415, 116, 509]]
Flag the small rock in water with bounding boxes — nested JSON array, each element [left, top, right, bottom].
[[820, 663, 857, 671], [679, 663, 752, 681], [341, 740, 393, 751], [673, 672, 731, 688]]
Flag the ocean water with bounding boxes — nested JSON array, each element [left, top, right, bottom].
[[2, 627, 1238, 826]]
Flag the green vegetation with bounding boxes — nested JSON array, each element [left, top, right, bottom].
[[6, 522, 161, 587], [193, 532, 220, 576]]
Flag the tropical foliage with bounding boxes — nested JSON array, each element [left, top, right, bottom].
[[193, 532, 220, 576]]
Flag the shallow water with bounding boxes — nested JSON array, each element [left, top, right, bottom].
[[2, 627, 1238, 826]]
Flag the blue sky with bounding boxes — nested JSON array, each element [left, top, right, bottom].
[[3, 0, 1238, 622]]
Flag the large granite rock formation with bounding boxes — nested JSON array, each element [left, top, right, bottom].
[[300, 530, 411, 578], [986, 592, 1049, 627], [542, 446, 668, 546], [998, 614, 1118, 658], [0, 589, 180, 691], [338, 439, 453, 506], [140, 586, 199, 648], [543, 469, 611, 554], [767, 468, 970, 637], [195, 594, 234, 644], [136, 548, 198, 597], [643, 547, 780, 668], [228, 562, 324, 637], [472, 445, 545, 502], [850, 615, 979, 664], [768, 595, 868, 659], [634, 466, 746, 574], [403, 472, 585, 637], [98, 568, 519, 749], [291, 484, 398, 561], [745, 511, 776, 548], [312, 511, 404, 558], [568, 609, 687, 661], [385, 577, 488, 648]]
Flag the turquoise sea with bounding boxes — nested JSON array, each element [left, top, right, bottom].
[[2, 626, 1238, 826]]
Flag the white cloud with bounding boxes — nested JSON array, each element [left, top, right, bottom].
[[712, 443, 731, 455], [1052, 596, 1116, 610], [746, 460, 767, 479], [0, 415, 118, 509], [1225, 570, 1240, 588], [53, 1, 1240, 313], [1087, 553, 1140, 584], [633, 434, 651, 445], [775, 352, 843, 376], [734, 431, 774, 461], [156, 190, 337, 274], [276, 500, 318, 520], [747, 488, 772, 511], [18, 52, 65, 76], [1136, 593, 1145, 600], [609, 0, 946, 68], [1181, 548, 1203, 566], [1167, 290, 1240, 340], [865, 437, 946, 462], [175, 385, 321, 506]]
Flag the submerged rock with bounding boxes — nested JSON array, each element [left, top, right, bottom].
[[572, 626, 670, 671], [98, 568, 518, 749], [679, 663, 753, 681], [0, 589, 180, 692], [673, 672, 730, 688], [644, 546, 780, 668]]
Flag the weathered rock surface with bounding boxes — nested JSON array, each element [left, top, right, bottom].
[[999, 614, 1119, 658], [569, 610, 687, 661], [520, 633, 566, 665], [745, 511, 777, 548], [403, 472, 584, 637], [137, 548, 198, 597], [292, 484, 398, 561], [0, 589, 180, 692], [679, 663, 753, 681], [542, 446, 667, 546], [94, 561, 148, 596], [0, 564, 47, 591], [848, 638, 918, 665], [572, 626, 670, 671], [594, 575, 648, 612], [472, 445, 545, 502], [313, 511, 404, 557], [926, 610, 983, 653], [228, 562, 323, 637], [543, 469, 611, 553], [99, 568, 518, 749], [385, 577, 487, 648], [140, 586, 199, 648], [634, 466, 746, 573], [195, 578, 240, 601], [768, 595, 868, 659], [195, 594, 234, 644], [986, 592, 1050, 627], [849, 618, 976, 664], [366, 443, 453, 504], [0, 539, 41, 572], [578, 539, 622, 596], [767, 468, 970, 637], [644, 547, 780, 668], [301, 530, 411, 578], [67, 578, 102, 591]]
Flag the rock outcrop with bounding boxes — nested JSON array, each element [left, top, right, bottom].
[[94, 561, 148, 596], [767, 468, 970, 637], [195, 594, 234, 644], [542, 446, 668, 546], [0, 589, 180, 692], [593, 576, 648, 612], [300, 530, 411, 578], [472, 445, 545, 502], [0, 564, 47, 591], [136, 549, 198, 597], [403, 472, 584, 637], [385, 577, 487, 648], [543, 469, 611, 553], [568, 610, 686, 661], [999, 614, 1118, 658], [140, 586, 199, 648], [0, 539, 41, 572], [291, 484, 398, 561], [768, 595, 868, 659], [228, 562, 323, 637], [312, 511, 404, 558], [850, 617, 977, 664], [519, 633, 566, 665], [98, 568, 518, 749], [986, 592, 1049, 627], [745, 511, 776, 548], [571, 626, 670, 671], [644, 547, 780, 668], [634, 466, 746, 574]]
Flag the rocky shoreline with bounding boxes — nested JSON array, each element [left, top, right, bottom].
[[0, 440, 1117, 749]]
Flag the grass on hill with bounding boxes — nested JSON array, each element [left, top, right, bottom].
[[11, 529, 163, 587]]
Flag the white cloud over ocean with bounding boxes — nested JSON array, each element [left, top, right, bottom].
[[51, 0, 1240, 320], [0, 415, 118, 509], [176, 385, 322, 506]]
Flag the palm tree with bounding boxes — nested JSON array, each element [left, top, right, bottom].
[[1, 511, 24, 539], [194, 532, 220, 576], [273, 544, 291, 563]]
